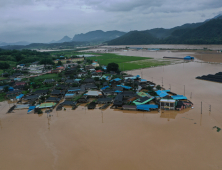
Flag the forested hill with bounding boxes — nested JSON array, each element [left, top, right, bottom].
[[163, 19, 222, 44], [108, 18, 222, 45], [107, 30, 158, 45]]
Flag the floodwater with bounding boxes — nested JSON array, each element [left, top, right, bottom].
[[103, 44, 222, 50], [1, 54, 222, 170]]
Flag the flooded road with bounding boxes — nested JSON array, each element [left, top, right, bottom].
[[1, 58, 222, 170]]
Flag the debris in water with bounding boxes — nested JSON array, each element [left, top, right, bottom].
[[213, 126, 221, 132]]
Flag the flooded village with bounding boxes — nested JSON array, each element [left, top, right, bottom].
[[1, 45, 222, 170]]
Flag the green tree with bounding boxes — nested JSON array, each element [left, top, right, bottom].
[[3, 86, 9, 92], [156, 85, 161, 90], [107, 63, 119, 72]]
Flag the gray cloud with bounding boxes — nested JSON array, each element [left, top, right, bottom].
[[0, 0, 222, 43]]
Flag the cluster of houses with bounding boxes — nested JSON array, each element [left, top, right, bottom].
[[5, 74, 193, 114], [2, 54, 193, 114]]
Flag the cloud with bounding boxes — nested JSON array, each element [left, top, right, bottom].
[[1, 0, 222, 42]]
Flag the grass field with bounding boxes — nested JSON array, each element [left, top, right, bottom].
[[49, 51, 173, 71]]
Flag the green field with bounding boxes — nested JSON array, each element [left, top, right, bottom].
[[49, 51, 173, 71], [89, 53, 172, 71]]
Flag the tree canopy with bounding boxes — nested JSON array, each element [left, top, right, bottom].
[[107, 63, 119, 72]]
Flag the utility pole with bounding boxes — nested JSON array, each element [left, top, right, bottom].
[[162, 77, 163, 87], [184, 85, 185, 96], [190, 92, 192, 99], [169, 84, 171, 90], [201, 101, 202, 114]]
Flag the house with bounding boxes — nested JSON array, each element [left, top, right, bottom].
[[17, 64, 25, 69], [55, 84, 67, 90], [63, 63, 78, 68], [81, 83, 97, 90], [51, 90, 66, 96], [67, 87, 81, 93], [102, 89, 115, 96], [60, 100, 76, 106], [56, 66, 65, 71], [88, 102, 96, 109], [136, 104, 158, 111], [65, 79, 79, 85], [91, 62, 99, 67], [13, 85, 25, 90], [14, 81, 26, 86], [121, 91, 137, 98], [46, 97, 61, 103], [82, 78, 95, 84], [32, 90, 48, 95], [96, 70, 103, 73], [6, 90, 22, 98], [78, 95, 88, 103], [54, 58, 84, 64], [51, 69, 60, 74], [133, 96, 155, 105], [160, 99, 176, 110], [97, 98, 113, 104], [113, 94, 123, 107], [85, 91, 102, 97], [23, 95, 40, 101]]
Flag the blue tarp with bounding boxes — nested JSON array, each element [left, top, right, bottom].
[[111, 78, 121, 82], [136, 104, 158, 111], [68, 89, 80, 92], [115, 90, 122, 93], [9, 87, 14, 91], [140, 79, 147, 82], [106, 76, 109, 80], [184, 56, 194, 60], [28, 106, 36, 113], [16, 94, 24, 99], [117, 85, 132, 89], [156, 90, 169, 97], [172, 95, 187, 100], [14, 78, 22, 81], [101, 86, 109, 90]]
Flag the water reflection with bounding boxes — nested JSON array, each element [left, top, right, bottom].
[[0, 119, 2, 130], [160, 108, 191, 120]]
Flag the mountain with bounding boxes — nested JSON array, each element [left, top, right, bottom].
[[56, 36, 72, 43], [0, 41, 89, 50], [72, 30, 126, 42], [205, 14, 222, 22], [164, 18, 222, 44], [108, 15, 222, 45], [108, 30, 158, 45], [0, 41, 31, 46]]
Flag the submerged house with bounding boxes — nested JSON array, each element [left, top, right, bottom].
[[133, 96, 154, 105], [97, 98, 113, 104], [160, 99, 176, 110], [113, 94, 123, 107]]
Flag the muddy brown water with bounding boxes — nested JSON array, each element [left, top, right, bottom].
[[1, 54, 222, 169]]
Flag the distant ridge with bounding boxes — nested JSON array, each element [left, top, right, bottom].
[[72, 30, 126, 42], [108, 14, 222, 45]]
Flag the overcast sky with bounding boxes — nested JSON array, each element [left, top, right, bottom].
[[1, 0, 222, 43]]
